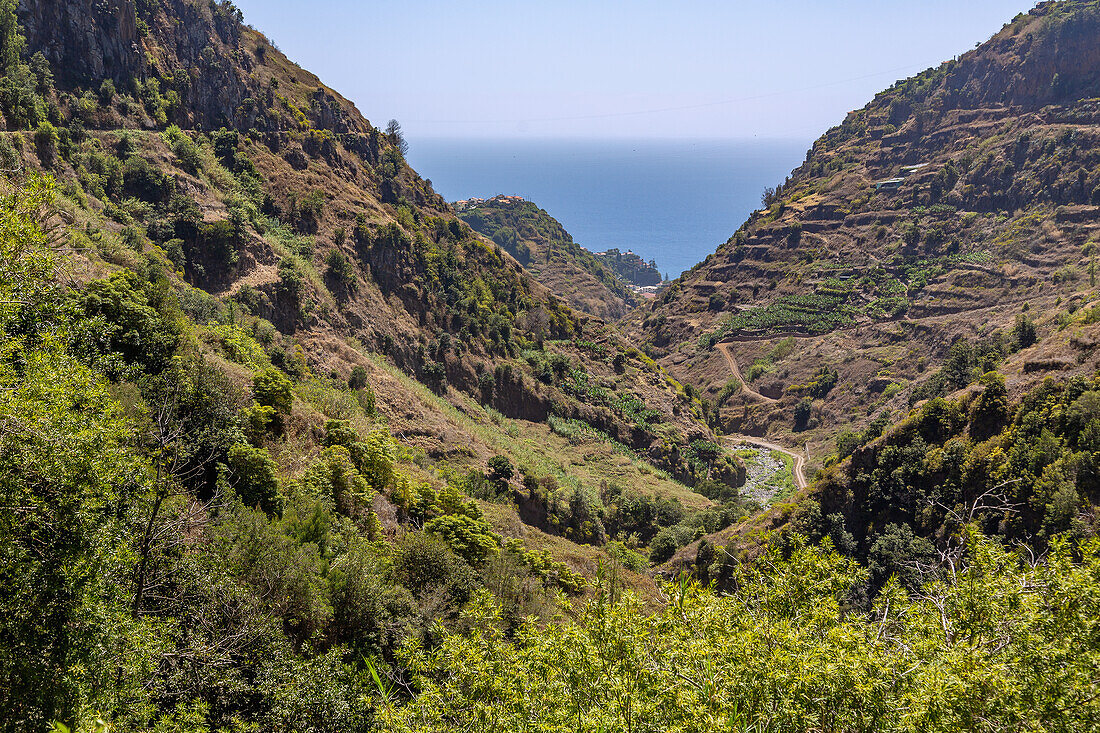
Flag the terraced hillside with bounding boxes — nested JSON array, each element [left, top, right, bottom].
[[630, 0, 1100, 475]]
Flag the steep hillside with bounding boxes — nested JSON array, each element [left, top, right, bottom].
[[11, 0, 743, 494], [663, 347, 1100, 592], [456, 194, 643, 320], [0, 2, 753, 728], [6, 1, 1100, 731], [631, 0, 1100, 474]]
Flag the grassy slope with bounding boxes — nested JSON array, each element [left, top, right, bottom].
[[21, 0, 742, 582]]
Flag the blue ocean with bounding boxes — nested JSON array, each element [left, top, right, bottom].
[[407, 138, 810, 279]]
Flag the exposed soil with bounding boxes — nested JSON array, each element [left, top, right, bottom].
[[716, 342, 776, 403]]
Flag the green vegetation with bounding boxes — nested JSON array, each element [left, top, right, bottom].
[[381, 528, 1100, 732], [804, 371, 1100, 599], [12, 0, 1100, 730], [701, 289, 856, 347], [0, 173, 600, 732], [458, 197, 645, 314], [743, 336, 796, 382]]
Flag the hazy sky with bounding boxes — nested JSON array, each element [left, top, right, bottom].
[[232, 0, 1037, 140]]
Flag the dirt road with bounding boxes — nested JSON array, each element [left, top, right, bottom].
[[714, 344, 807, 489], [712, 293, 1051, 493], [726, 435, 808, 490], [715, 342, 776, 403]]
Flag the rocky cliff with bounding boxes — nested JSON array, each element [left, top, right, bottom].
[[19, 0, 371, 132], [20, 0, 145, 83]]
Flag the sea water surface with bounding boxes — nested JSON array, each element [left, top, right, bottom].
[[407, 138, 810, 279]]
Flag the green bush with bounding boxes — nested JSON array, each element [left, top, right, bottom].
[[324, 248, 356, 291], [33, 121, 57, 166], [391, 531, 477, 599], [227, 443, 280, 513], [424, 514, 500, 565], [98, 79, 115, 104], [794, 397, 813, 431], [254, 367, 293, 415], [162, 124, 201, 173]]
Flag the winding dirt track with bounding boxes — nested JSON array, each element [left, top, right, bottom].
[[713, 292, 1055, 493], [715, 343, 806, 489], [726, 435, 808, 490], [715, 342, 776, 403]]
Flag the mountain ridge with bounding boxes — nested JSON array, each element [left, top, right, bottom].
[[6, 1, 1100, 730], [630, 0, 1100, 472]]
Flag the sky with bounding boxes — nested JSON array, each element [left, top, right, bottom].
[[232, 0, 1038, 141]]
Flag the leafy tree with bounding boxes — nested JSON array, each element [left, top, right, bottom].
[[648, 526, 679, 563], [328, 545, 415, 654], [0, 346, 154, 730], [33, 121, 57, 166], [163, 124, 201, 173], [793, 396, 812, 431], [1014, 312, 1037, 348], [122, 154, 172, 202], [98, 79, 116, 105], [487, 455, 514, 491], [357, 429, 396, 491], [0, 175, 156, 730], [325, 248, 356, 291], [391, 531, 476, 601], [348, 365, 370, 390], [970, 371, 1009, 440], [422, 360, 446, 393], [254, 366, 293, 415], [836, 429, 860, 459], [424, 514, 500, 565], [76, 271, 181, 377], [942, 338, 974, 390], [866, 522, 937, 593], [385, 118, 408, 157], [227, 443, 280, 513], [299, 445, 374, 517], [0, 0, 24, 75]]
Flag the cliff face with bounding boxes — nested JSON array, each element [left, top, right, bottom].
[[927, 1, 1100, 111], [19, 0, 145, 84], [18, 0, 368, 132]]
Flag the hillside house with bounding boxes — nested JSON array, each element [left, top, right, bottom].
[[900, 163, 931, 176], [874, 177, 905, 191]]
